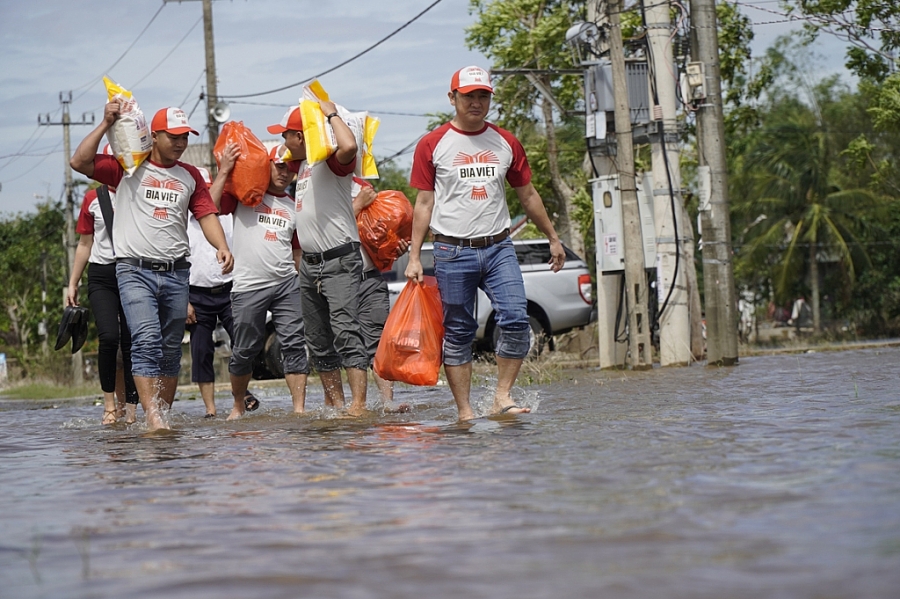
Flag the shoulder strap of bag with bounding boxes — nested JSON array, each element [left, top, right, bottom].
[[96, 185, 114, 247]]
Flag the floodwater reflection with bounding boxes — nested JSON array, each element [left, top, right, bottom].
[[1, 347, 899, 599]]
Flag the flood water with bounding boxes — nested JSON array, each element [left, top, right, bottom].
[[1, 347, 899, 599]]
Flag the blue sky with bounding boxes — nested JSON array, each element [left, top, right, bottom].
[[0, 0, 850, 215]]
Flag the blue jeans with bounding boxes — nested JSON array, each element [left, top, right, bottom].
[[433, 238, 530, 366], [116, 263, 190, 378]]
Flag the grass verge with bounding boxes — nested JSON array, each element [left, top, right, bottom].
[[0, 381, 102, 400]]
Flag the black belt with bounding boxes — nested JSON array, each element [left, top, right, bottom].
[[361, 269, 382, 281], [190, 281, 232, 295], [118, 257, 191, 272], [302, 242, 360, 265], [433, 228, 510, 248]]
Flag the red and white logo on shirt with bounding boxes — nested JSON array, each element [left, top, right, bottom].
[[453, 150, 500, 201], [254, 201, 291, 241], [141, 174, 185, 210]]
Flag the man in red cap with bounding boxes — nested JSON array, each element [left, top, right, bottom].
[[71, 102, 234, 431], [267, 100, 371, 417], [405, 66, 565, 421], [210, 142, 310, 419]]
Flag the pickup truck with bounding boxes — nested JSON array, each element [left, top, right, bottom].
[[250, 239, 594, 378], [383, 239, 595, 358]]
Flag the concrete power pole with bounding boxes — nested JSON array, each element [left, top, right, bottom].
[[609, 0, 653, 369], [644, 0, 693, 366], [690, 0, 739, 365], [38, 92, 94, 385], [165, 0, 220, 174], [202, 0, 219, 175]]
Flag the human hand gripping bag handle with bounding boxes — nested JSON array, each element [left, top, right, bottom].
[[103, 76, 151, 175], [356, 190, 413, 271], [374, 277, 444, 386], [213, 121, 269, 207]]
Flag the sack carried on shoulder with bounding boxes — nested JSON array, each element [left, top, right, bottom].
[[214, 121, 269, 207], [356, 190, 413, 272], [374, 278, 444, 386], [103, 76, 151, 175]]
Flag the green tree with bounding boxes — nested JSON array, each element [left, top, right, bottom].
[[732, 94, 887, 332], [786, 0, 900, 79], [0, 201, 67, 356], [465, 0, 586, 253]]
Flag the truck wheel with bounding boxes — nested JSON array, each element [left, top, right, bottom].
[[251, 325, 283, 380], [263, 329, 284, 379], [491, 315, 546, 360]]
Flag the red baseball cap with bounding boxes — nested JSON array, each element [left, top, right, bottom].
[[269, 144, 288, 164], [451, 66, 493, 94], [151, 107, 199, 135], [267, 106, 303, 134]]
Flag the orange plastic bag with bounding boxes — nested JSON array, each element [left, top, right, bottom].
[[356, 190, 413, 271], [213, 121, 269, 207], [374, 277, 444, 386]]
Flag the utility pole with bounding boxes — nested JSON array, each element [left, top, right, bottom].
[[38, 92, 94, 384], [165, 0, 220, 174], [202, 0, 219, 175], [644, 0, 693, 366], [608, 0, 653, 369], [690, 0, 739, 365]]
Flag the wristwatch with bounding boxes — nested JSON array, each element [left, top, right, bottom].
[[326, 112, 340, 122]]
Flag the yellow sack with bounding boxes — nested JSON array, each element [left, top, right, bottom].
[[361, 114, 380, 179], [301, 80, 379, 177], [298, 98, 336, 166], [103, 76, 151, 175]]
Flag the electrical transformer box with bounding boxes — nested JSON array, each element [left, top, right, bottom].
[[593, 175, 656, 274]]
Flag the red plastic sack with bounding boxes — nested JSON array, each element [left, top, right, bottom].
[[374, 277, 444, 386], [356, 190, 413, 271], [214, 121, 269, 207]]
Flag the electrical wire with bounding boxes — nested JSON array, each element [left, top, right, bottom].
[[129, 16, 202, 90], [220, 0, 445, 99], [72, 3, 167, 102], [180, 70, 207, 107]]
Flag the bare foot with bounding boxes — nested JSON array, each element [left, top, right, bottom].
[[145, 409, 169, 431], [102, 409, 118, 425], [346, 404, 369, 418], [226, 406, 245, 421], [124, 404, 137, 425]]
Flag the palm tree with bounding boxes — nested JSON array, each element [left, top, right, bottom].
[[733, 107, 884, 331]]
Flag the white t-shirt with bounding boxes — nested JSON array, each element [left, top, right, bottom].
[[292, 153, 358, 254], [187, 214, 233, 287], [220, 191, 300, 294], [410, 121, 531, 238], [93, 155, 219, 261], [75, 187, 115, 265]]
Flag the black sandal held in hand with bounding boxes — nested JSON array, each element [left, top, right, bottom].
[[244, 393, 260, 412]]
